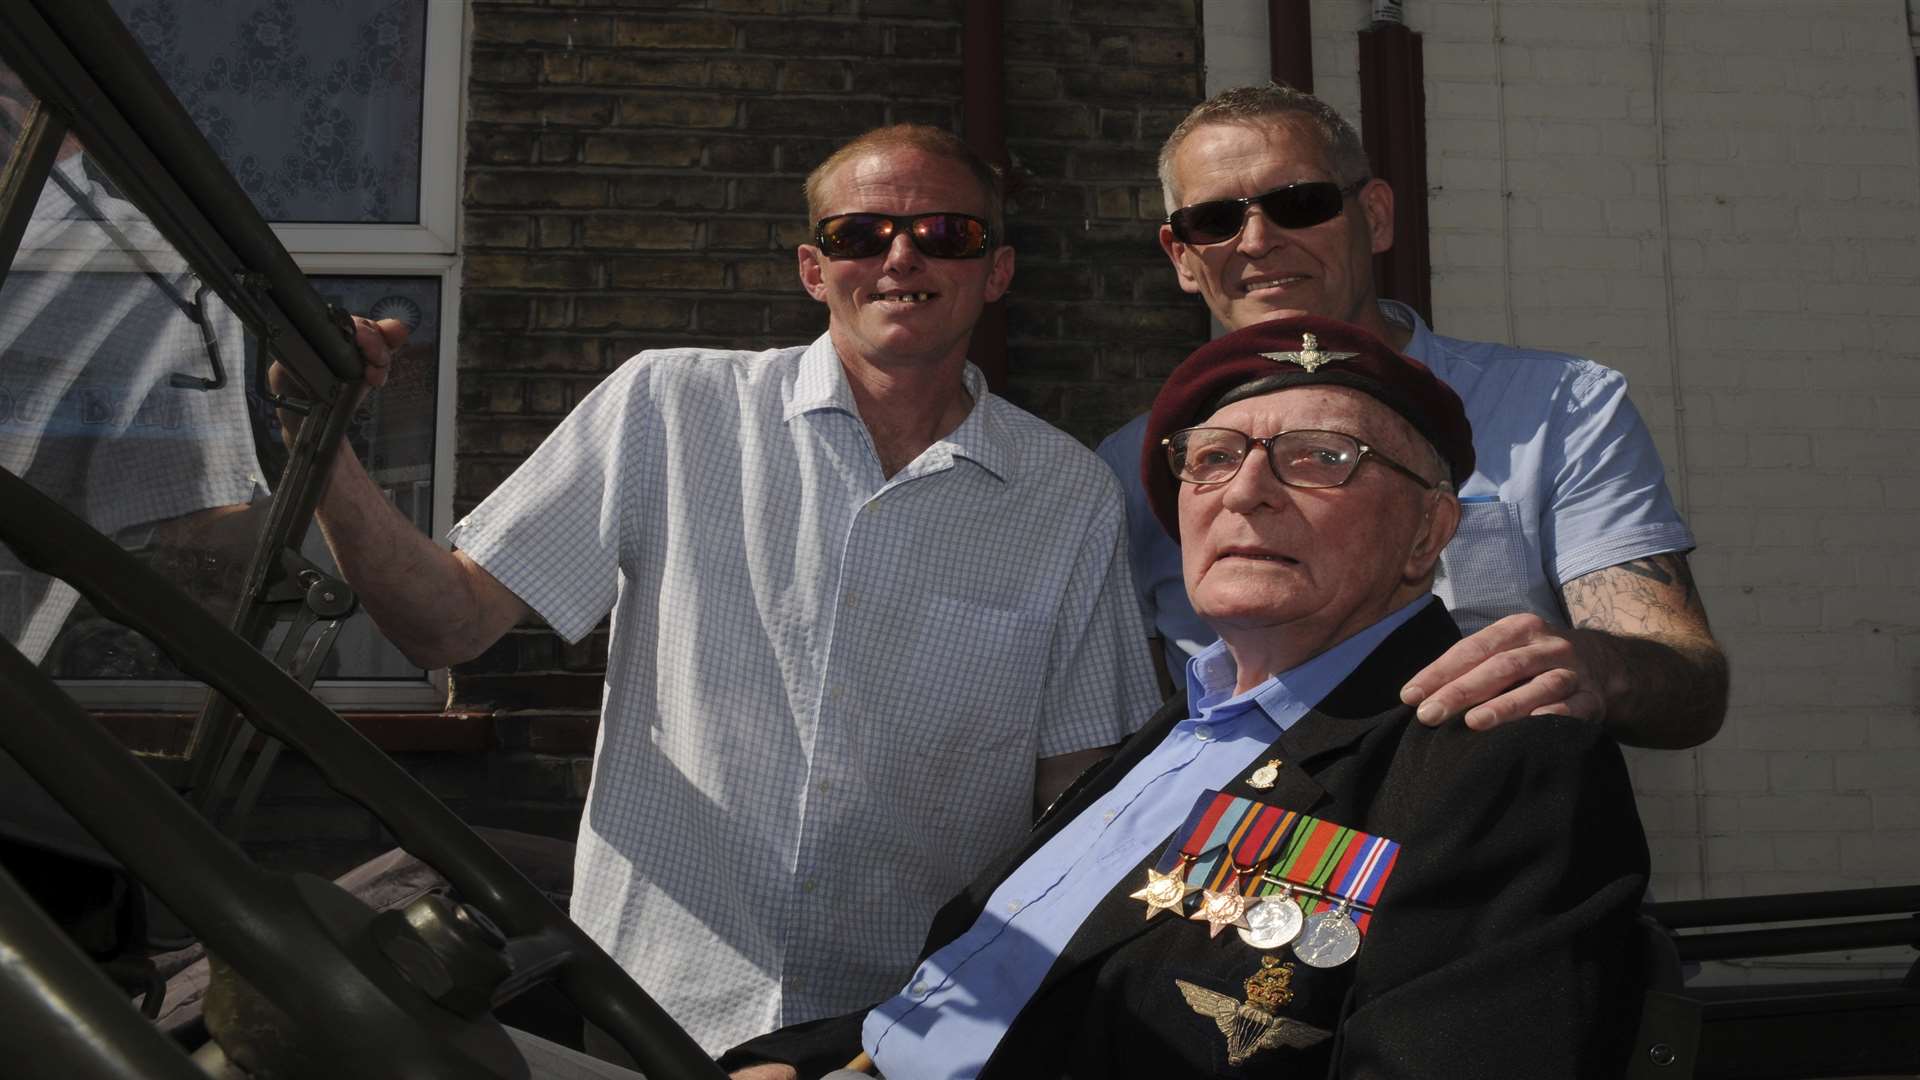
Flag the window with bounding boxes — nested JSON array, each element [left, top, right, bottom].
[[69, 0, 465, 707]]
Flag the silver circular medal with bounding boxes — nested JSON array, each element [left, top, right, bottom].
[[1236, 895, 1304, 950], [1292, 908, 1361, 968]]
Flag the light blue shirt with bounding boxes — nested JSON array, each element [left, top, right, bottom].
[[1096, 301, 1695, 687], [859, 597, 1432, 1080]]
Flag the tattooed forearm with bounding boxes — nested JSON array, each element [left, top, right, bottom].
[[1566, 554, 1702, 636], [1611, 553, 1699, 604], [1562, 553, 1727, 749]]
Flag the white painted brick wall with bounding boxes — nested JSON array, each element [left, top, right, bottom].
[[1417, 0, 1919, 918], [1207, 0, 1920, 980]]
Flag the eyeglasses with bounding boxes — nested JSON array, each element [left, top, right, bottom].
[[813, 212, 994, 260], [1164, 180, 1368, 245], [1163, 427, 1437, 490]]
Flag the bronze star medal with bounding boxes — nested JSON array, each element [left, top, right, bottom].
[[1176, 956, 1331, 1066], [1190, 885, 1250, 938], [1130, 853, 1198, 920], [1191, 861, 1258, 938], [1259, 332, 1356, 373]]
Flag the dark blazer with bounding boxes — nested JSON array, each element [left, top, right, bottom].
[[724, 600, 1650, 1078]]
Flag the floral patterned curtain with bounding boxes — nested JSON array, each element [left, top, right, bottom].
[[108, 0, 427, 224]]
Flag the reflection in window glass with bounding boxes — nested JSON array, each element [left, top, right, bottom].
[[0, 57, 26, 170], [107, 0, 427, 225], [0, 145, 271, 675]]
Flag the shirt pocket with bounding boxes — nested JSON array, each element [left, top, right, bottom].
[[1435, 499, 1532, 635], [900, 594, 1049, 757]]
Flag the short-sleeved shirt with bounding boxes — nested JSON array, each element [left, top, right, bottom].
[[1096, 301, 1694, 682], [449, 335, 1159, 1053]]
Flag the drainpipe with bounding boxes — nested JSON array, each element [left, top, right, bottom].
[[1268, 0, 1314, 91], [961, 0, 1009, 391], [1358, 0, 1433, 324]]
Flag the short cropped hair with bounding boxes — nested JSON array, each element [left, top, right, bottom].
[[1158, 84, 1372, 210], [803, 124, 1005, 237]]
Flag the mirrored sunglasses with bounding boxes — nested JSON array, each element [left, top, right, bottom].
[[1165, 180, 1366, 245], [814, 212, 993, 260]]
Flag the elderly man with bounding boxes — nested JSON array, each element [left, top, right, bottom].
[[302, 124, 1158, 1054], [1096, 84, 1727, 749], [721, 317, 1650, 1080]]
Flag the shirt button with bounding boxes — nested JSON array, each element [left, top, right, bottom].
[[843, 590, 858, 609], [801, 879, 818, 894], [1006, 900, 1022, 913], [911, 981, 929, 995], [1193, 726, 1213, 742], [1102, 810, 1117, 823], [817, 779, 832, 793]]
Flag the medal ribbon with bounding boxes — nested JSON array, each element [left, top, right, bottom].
[[1326, 833, 1399, 932], [1251, 818, 1402, 931], [1149, 791, 1404, 931], [1285, 819, 1354, 917], [1153, 790, 1239, 878], [1155, 793, 1297, 887], [1206, 805, 1299, 892]]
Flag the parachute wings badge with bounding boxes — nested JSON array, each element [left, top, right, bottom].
[[1174, 957, 1330, 1066]]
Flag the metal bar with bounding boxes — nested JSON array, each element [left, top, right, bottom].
[[223, 611, 344, 836], [0, 637, 276, 962], [187, 374, 357, 798], [1669, 917, 1920, 963], [1268, 0, 1315, 91], [0, 862, 208, 1080], [1358, 21, 1433, 324], [0, 101, 66, 295], [0, 642, 536, 1078], [961, 0, 1008, 392], [1647, 885, 1920, 929], [0, 468, 719, 1076]]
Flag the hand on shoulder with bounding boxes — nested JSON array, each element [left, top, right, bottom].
[[1398, 612, 1603, 731]]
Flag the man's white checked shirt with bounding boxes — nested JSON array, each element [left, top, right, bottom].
[[449, 335, 1159, 1053]]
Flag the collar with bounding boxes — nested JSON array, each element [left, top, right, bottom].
[[1378, 298, 1443, 375], [783, 333, 1012, 483], [1185, 593, 1436, 736]]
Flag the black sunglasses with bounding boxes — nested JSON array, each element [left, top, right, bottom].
[[813, 212, 994, 260], [1165, 180, 1368, 245]]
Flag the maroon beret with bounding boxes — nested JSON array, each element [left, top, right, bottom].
[[1141, 315, 1475, 540]]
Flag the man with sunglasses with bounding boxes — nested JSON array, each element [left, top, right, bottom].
[[305, 124, 1157, 1057], [721, 317, 1648, 1080], [1096, 83, 1727, 751]]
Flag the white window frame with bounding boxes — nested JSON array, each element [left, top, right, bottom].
[[290, 256, 463, 710], [279, 0, 467, 708]]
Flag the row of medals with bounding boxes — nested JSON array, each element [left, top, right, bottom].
[[1140, 867, 1362, 968], [1138, 762, 1363, 968]]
